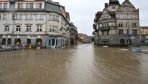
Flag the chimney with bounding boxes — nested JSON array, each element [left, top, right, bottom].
[[105, 3, 108, 8]]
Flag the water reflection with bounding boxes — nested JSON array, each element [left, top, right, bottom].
[[63, 44, 97, 84], [0, 44, 148, 84], [94, 47, 143, 84]]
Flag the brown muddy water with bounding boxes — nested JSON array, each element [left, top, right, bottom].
[[0, 44, 148, 84]]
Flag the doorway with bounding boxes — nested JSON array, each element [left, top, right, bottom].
[[1, 38, 6, 45], [120, 39, 125, 46], [7, 38, 11, 45], [36, 38, 42, 45], [15, 38, 21, 46]]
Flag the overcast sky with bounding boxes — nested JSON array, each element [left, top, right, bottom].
[[54, 0, 148, 35]]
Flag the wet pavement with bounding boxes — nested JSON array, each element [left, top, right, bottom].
[[0, 44, 148, 84]]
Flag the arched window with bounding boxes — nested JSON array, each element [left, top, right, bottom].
[[7, 38, 11, 45], [52, 39, 55, 46], [4, 25, 9, 31], [2, 38, 6, 45], [49, 39, 51, 46], [15, 38, 21, 46], [36, 38, 42, 45], [16, 25, 21, 31], [26, 25, 32, 32], [27, 38, 31, 45], [120, 39, 125, 46], [36, 25, 42, 32]]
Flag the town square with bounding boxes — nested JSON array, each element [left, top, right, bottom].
[[0, 0, 148, 84]]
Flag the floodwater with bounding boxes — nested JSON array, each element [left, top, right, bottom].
[[0, 44, 148, 84]]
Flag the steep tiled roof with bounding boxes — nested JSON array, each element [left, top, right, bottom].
[[46, 0, 60, 6], [116, 0, 137, 12], [95, 12, 102, 22]]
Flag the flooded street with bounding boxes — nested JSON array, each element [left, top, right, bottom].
[[0, 44, 148, 84]]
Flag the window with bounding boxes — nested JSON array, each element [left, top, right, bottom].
[[53, 15, 56, 20], [16, 25, 21, 31], [30, 3, 33, 9], [26, 25, 32, 32], [37, 25, 42, 32], [119, 23, 123, 27], [35, 14, 40, 20], [7, 38, 11, 45], [48, 13, 59, 22], [52, 39, 55, 46], [2, 38, 6, 45], [30, 14, 33, 20], [53, 15, 59, 21], [48, 13, 52, 20], [49, 39, 51, 46], [36, 14, 44, 20], [127, 29, 129, 35], [4, 25, 9, 32], [27, 38, 31, 45], [126, 22, 128, 27], [15, 14, 19, 19], [26, 3, 29, 9], [20, 14, 22, 20], [36, 3, 42, 9], [107, 31, 109, 35], [15, 14, 22, 20], [102, 31, 109, 35], [26, 3, 33, 9], [133, 29, 137, 35], [4, 3, 7, 9], [132, 23, 137, 28], [49, 26, 53, 32], [40, 14, 44, 20], [49, 26, 58, 32], [119, 29, 123, 35], [26, 14, 29, 20], [26, 14, 33, 20], [54, 26, 58, 32], [18, 3, 23, 9]]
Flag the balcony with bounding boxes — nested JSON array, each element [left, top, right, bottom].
[[0, 8, 9, 12], [15, 8, 45, 12]]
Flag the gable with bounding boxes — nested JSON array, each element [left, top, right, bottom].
[[116, 5, 136, 12]]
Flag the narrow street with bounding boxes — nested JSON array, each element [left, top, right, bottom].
[[0, 44, 148, 84]]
